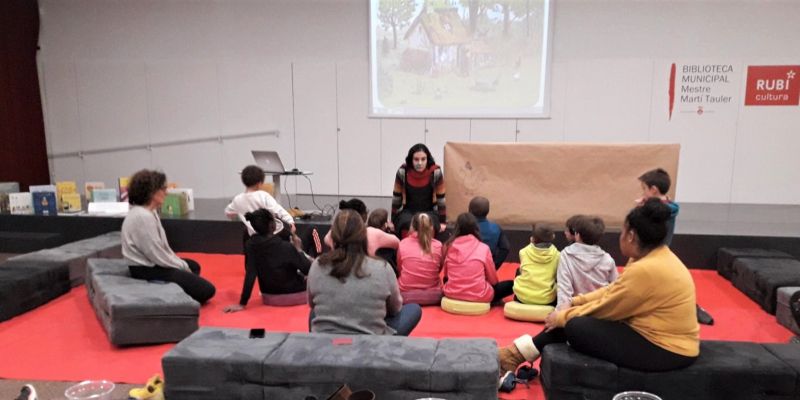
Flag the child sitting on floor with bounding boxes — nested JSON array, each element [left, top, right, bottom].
[[397, 213, 444, 294], [366, 208, 401, 270], [556, 215, 617, 310], [468, 196, 511, 269], [223, 209, 312, 313], [513, 224, 560, 306], [442, 213, 514, 304]]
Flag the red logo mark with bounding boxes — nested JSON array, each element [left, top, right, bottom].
[[745, 65, 800, 106]]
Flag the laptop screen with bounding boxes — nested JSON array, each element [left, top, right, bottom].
[[251, 151, 286, 174]]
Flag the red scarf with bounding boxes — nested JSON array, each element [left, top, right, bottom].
[[406, 164, 437, 188]]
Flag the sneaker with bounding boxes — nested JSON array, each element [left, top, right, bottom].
[[128, 374, 164, 400], [15, 384, 37, 400]]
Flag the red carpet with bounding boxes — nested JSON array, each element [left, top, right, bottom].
[[0, 253, 793, 400]]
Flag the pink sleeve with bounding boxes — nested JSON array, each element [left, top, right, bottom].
[[377, 231, 400, 250], [324, 230, 333, 249], [484, 249, 498, 285]]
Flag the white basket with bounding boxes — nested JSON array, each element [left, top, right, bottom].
[[64, 380, 115, 400]]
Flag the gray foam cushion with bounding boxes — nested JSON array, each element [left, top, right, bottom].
[[717, 248, 793, 280], [162, 328, 499, 400], [618, 341, 796, 400], [8, 249, 91, 287], [541, 341, 800, 400], [0, 261, 71, 322], [60, 231, 122, 259], [776, 287, 800, 335], [732, 258, 800, 314], [87, 258, 199, 346]]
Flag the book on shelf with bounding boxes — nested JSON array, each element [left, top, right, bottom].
[[87, 201, 129, 215], [92, 188, 118, 203], [0, 193, 8, 214], [118, 177, 130, 202], [161, 192, 189, 217], [167, 188, 194, 211], [9, 192, 33, 215], [84, 181, 105, 202], [29, 184, 57, 193], [0, 182, 20, 194], [56, 181, 78, 211], [0, 182, 19, 213], [33, 191, 58, 216], [61, 192, 83, 213]]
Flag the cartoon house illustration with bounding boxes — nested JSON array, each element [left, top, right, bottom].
[[401, 7, 470, 75]]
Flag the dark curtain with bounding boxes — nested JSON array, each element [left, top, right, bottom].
[[0, 0, 49, 191]]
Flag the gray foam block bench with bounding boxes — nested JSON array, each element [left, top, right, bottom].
[[731, 257, 800, 314], [86, 258, 199, 346], [776, 287, 800, 335], [0, 231, 63, 253], [541, 341, 800, 400], [162, 327, 499, 400], [7, 231, 122, 287], [0, 259, 71, 322], [716, 248, 794, 281]]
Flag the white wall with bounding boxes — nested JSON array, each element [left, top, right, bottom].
[[38, 0, 800, 204]]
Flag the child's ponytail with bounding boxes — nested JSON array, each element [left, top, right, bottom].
[[412, 213, 433, 254]]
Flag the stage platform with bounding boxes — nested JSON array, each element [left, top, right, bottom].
[[0, 199, 798, 268]]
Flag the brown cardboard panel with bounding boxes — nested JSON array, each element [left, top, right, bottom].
[[443, 142, 680, 228]]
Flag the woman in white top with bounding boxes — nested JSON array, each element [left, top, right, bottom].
[[121, 169, 215, 304]]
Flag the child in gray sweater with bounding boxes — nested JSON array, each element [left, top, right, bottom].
[[555, 215, 618, 310]]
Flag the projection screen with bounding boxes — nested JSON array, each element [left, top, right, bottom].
[[369, 0, 553, 118]]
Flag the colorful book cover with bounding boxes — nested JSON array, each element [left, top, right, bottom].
[[167, 188, 194, 211], [84, 182, 105, 202], [56, 181, 77, 211], [0, 193, 9, 214], [33, 191, 58, 216], [118, 177, 130, 202], [91, 188, 118, 203], [9, 192, 33, 215], [61, 192, 82, 213], [161, 192, 188, 217]]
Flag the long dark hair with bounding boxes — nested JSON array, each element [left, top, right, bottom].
[[318, 209, 369, 282], [445, 212, 481, 251], [625, 198, 671, 252], [128, 169, 166, 206], [404, 143, 435, 169]]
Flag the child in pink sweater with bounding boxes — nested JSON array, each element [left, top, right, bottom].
[[397, 213, 443, 292], [442, 213, 514, 303]]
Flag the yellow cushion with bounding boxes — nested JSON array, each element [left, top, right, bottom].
[[441, 296, 490, 316], [503, 301, 555, 322]]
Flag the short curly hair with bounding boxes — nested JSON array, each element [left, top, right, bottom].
[[128, 169, 167, 206], [241, 165, 265, 187]]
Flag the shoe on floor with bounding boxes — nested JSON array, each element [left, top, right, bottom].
[[15, 384, 37, 400], [128, 374, 164, 400], [696, 304, 714, 325]]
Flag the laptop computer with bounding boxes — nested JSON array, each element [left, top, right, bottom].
[[251, 150, 308, 175]]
